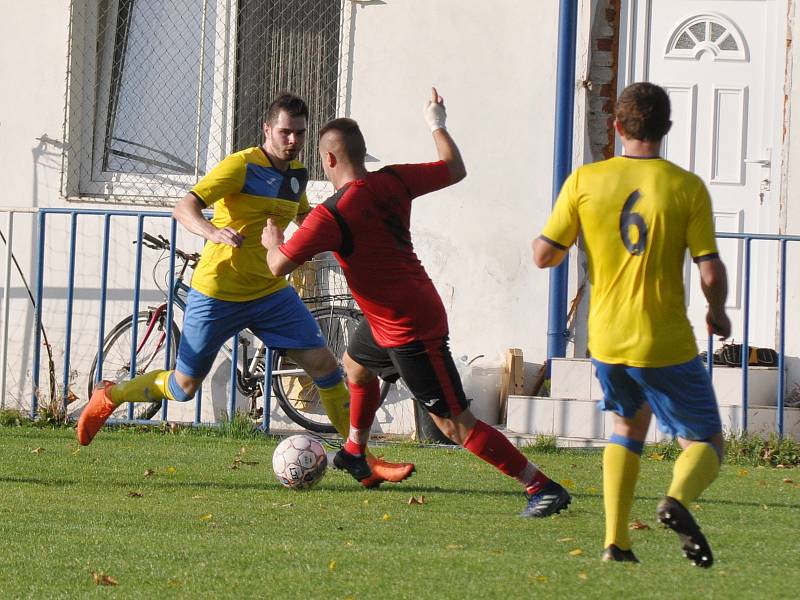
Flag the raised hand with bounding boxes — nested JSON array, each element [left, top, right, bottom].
[[423, 86, 447, 132]]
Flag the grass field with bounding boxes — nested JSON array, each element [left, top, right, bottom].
[[1, 426, 798, 599]]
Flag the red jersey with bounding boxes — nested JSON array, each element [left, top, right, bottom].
[[279, 161, 452, 347]]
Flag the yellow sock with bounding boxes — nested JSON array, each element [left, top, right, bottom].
[[317, 380, 351, 439], [603, 443, 641, 550], [667, 442, 720, 507], [109, 370, 175, 406]]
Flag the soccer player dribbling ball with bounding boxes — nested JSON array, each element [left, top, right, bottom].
[[534, 82, 731, 566], [262, 88, 572, 517], [77, 92, 413, 489]]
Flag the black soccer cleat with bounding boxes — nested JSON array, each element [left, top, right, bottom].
[[333, 449, 372, 482], [656, 496, 714, 568], [602, 544, 640, 563], [520, 480, 572, 518]]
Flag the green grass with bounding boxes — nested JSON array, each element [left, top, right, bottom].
[[1, 427, 799, 599]]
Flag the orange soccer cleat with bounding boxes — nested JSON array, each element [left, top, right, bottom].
[[76, 381, 117, 446], [360, 455, 416, 489]]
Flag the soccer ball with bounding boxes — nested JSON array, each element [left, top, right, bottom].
[[272, 434, 327, 490]]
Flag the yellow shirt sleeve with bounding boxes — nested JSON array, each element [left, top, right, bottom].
[[541, 170, 580, 248], [686, 178, 718, 259], [190, 153, 247, 206]]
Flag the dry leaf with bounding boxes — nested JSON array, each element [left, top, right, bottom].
[[91, 572, 118, 586], [446, 544, 464, 549], [629, 519, 650, 530], [650, 453, 665, 461], [31, 447, 44, 454], [569, 549, 583, 556], [782, 478, 794, 484], [737, 468, 749, 477], [578, 573, 588, 581], [328, 560, 336, 571], [144, 469, 155, 477], [345, 540, 354, 547], [362, 499, 369, 505], [559, 479, 574, 489], [382, 513, 390, 521], [198, 513, 213, 521], [127, 491, 143, 498], [166, 466, 177, 475], [585, 486, 598, 494], [280, 503, 293, 508], [71, 448, 81, 455], [557, 537, 575, 542], [533, 575, 548, 583], [239, 446, 247, 454], [407, 495, 426, 505]]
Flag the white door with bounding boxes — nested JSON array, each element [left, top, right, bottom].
[[621, 0, 784, 348]]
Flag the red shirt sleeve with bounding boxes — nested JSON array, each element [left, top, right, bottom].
[[382, 161, 451, 199], [279, 205, 342, 264]]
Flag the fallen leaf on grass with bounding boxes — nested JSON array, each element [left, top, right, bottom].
[[167, 578, 183, 588], [127, 491, 143, 498], [328, 560, 336, 572], [560, 479, 575, 489], [91, 572, 118, 586], [144, 469, 155, 477], [569, 549, 583, 556], [557, 537, 575, 543], [737, 468, 749, 477], [578, 573, 588, 581], [166, 466, 177, 475], [446, 544, 464, 550], [530, 575, 548, 583], [198, 513, 213, 521], [629, 519, 650, 530], [382, 513, 390, 521], [782, 478, 794, 484], [362, 500, 369, 505], [71, 448, 81, 455], [280, 503, 293, 508], [649, 453, 665, 461], [585, 486, 598, 494], [31, 447, 44, 454], [345, 540, 354, 547], [192, 494, 206, 500], [407, 495, 426, 505]]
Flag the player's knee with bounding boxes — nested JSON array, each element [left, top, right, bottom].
[[169, 372, 199, 401], [343, 353, 375, 385]]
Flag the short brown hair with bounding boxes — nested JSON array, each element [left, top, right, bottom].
[[615, 82, 671, 141], [265, 92, 308, 124], [319, 117, 367, 163]]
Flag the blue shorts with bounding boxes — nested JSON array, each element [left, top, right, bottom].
[[592, 357, 722, 440], [176, 287, 326, 378]]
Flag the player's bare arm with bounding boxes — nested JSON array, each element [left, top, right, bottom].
[[697, 256, 731, 338], [262, 218, 298, 276], [532, 235, 568, 268], [424, 87, 466, 184], [173, 193, 244, 248]]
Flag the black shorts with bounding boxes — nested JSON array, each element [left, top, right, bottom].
[[347, 319, 469, 418]]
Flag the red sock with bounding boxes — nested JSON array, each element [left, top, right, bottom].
[[463, 420, 531, 480], [344, 379, 381, 456]]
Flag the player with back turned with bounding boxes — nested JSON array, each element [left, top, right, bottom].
[[263, 88, 572, 518], [534, 82, 730, 565]]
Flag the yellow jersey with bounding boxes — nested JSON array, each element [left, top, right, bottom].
[[541, 156, 718, 367], [189, 147, 310, 301]]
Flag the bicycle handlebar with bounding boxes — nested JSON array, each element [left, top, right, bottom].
[[137, 232, 201, 264]]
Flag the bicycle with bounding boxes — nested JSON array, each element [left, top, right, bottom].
[[86, 232, 361, 432]]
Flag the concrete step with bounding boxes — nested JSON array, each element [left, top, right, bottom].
[[550, 357, 780, 407], [507, 395, 800, 441]]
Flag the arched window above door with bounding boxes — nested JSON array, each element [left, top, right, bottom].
[[665, 14, 748, 61]]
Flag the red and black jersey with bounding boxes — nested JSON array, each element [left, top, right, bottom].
[[279, 161, 452, 347]]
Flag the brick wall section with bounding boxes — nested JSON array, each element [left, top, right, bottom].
[[587, 0, 621, 160]]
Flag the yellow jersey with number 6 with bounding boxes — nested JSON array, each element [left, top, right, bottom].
[[541, 156, 718, 367]]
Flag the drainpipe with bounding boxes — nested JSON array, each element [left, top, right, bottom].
[[546, 0, 579, 364]]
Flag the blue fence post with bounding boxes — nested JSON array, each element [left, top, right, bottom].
[[61, 212, 78, 413], [128, 216, 145, 420], [161, 218, 179, 421], [741, 238, 752, 431], [546, 0, 578, 365], [262, 347, 272, 432], [32, 211, 46, 417], [777, 239, 788, 438], [96, 214, 112, 383], [228, 334, 239, 420]]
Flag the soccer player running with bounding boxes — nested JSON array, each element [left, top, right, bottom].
[[534, 82, 730, 565], [77, 92, 413, 489], [262, 88, 572, 517]]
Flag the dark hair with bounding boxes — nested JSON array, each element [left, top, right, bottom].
[[319, 117, 367, 163], [615, 82, 672, 141], [265, 92, 308, 124]]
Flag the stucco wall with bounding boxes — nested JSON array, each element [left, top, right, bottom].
[[346, 0, 559, 367]]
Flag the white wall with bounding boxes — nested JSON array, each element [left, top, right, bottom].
[[346, 0, 559, 367]]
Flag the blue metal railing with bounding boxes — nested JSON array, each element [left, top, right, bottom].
[[29, 208, 273, 429]]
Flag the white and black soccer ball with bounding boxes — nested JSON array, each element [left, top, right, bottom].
[[272, 434, 327, 490]]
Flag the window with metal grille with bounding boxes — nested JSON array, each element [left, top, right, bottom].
[[64, 0, 346, 203]]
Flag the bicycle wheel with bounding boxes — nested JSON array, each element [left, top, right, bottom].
[[85, 310, 181, 420], [271, 306, 362, 433]]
